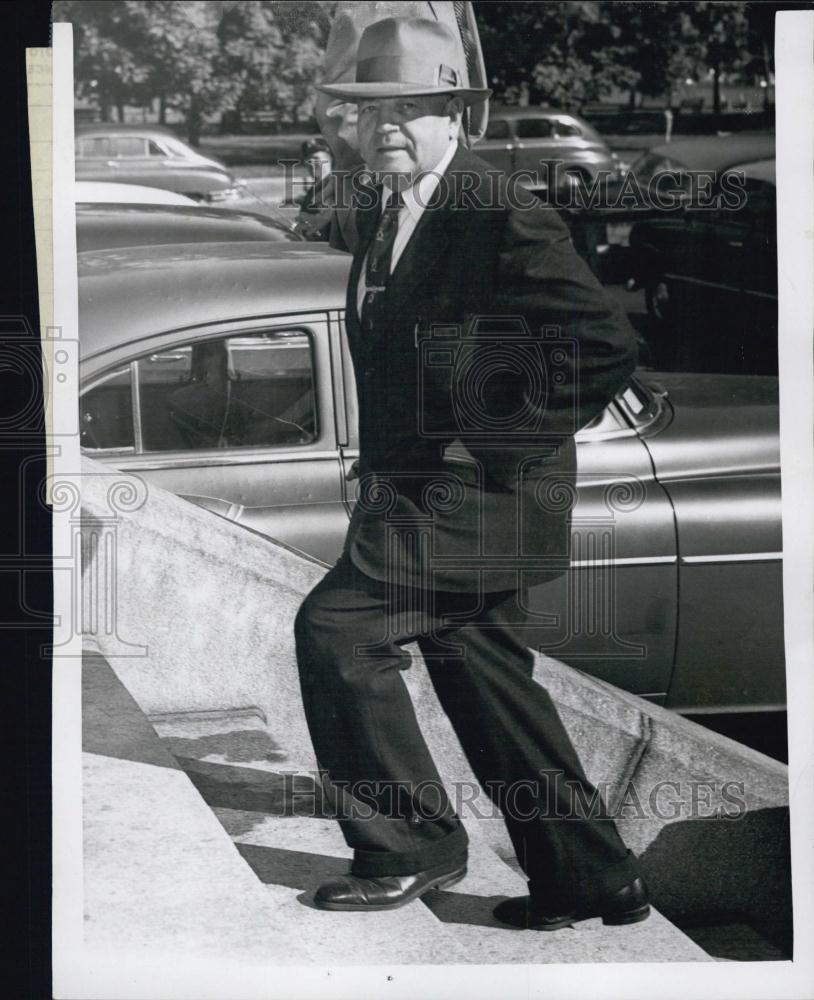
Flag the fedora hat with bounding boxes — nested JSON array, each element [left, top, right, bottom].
[[317, 17, 492, 105]]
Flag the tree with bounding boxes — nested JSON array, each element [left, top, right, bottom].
[[684, 2, 751, 112], [118, 1, 241, 144], [474, 1, 603, 107], [54, 0, 150, 121], [217, 1, 333, 125], [56, 0, 335, 136], [595, 2, 698, 109]]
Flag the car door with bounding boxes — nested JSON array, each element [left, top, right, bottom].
[[524, 384, 678, 701], [80, 312, 349, 564], [475, 117, 515, 174], [107, 135, 175, 188], [75, 134, 115, 182], [513, 116, 560, 189]]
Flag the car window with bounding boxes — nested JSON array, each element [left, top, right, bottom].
[[515, 118, 553, 139], [111, 136, 149, 158], [485, 119, 511, 140], [553, 120, 581, 138], [147, 139, 167, 157], [77, 136, 112, 159], [80, 365, 135, 451], [695, 175, 776, 232], [137, 329, 318, 452], [160, 136, 195, 159]]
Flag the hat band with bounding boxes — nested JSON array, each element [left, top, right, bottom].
[[356, 55, 461, 89]]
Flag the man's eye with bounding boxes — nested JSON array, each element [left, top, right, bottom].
[[360, 104, 377, 115], [400, 101, 418, 112]]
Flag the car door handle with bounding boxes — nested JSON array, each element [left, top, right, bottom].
[[728, 239, 744, 247]]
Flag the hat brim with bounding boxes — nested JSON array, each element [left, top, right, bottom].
[[317, 81, 491, 105]]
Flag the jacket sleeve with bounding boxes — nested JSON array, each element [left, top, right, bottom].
[[485, 197, 639, 439]]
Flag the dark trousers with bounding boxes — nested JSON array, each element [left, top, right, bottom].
[[294, 554, 639, 907]]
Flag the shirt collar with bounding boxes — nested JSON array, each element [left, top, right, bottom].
[[383, 140, 458, 221]]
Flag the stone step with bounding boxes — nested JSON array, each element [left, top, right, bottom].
[[82, 653, 314, 965], [84, 653, 473, 965], [82, 460, 791, 963], [153, 706, 711, 965]]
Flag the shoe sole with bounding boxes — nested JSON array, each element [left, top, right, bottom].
[[528, 904, 651, 932], [602, 904, 651, 926], [313, 866, 467, 912]]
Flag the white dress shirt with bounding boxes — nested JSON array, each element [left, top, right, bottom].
[[356, 139, 459, 316]]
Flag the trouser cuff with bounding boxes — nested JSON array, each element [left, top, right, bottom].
[[577, 849, 642, 903], [351, 824, 469, 877]]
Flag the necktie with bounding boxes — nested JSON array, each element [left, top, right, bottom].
[[360, 190, 404, 332]]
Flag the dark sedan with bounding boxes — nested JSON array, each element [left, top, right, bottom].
[[628, 155, 776, 374], [77, 242, 785, 720]]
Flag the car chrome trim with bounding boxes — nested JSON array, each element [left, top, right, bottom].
[[109, 449, 343, 471], [681, 551, 782, 564], [571, 555, 677, 567], [664, 272, 740, 295], [81, 445, 137, 456], [131, 359, 144, 452]]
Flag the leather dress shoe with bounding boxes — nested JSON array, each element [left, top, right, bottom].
[[313, 856, 467, 912], [493, 876, 650, 931]]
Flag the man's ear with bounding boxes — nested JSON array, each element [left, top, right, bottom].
[[446, 96, 465, 139], [446, 96, 465, 124]]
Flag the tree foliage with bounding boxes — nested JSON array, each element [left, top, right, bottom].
[[54, 0, 779, 135]]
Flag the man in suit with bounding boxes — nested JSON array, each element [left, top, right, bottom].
[[295, 16, 650, 930]]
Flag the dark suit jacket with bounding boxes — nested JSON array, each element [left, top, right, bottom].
[[343, 145, 637, 593]]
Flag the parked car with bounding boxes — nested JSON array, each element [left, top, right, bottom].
[[626, 137, 777, 373], [75, 124, 242, 203], [625, 132, 775, 200], [75, 181, 198, 205], [75, 202, 304, 253], [77, 241, 784, 718], [581, 109, 674, 175], [477, 107, 620, 191]]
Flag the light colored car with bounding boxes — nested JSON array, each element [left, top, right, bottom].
[[75, 124, 242, 203], [77, 242, 785, 720], [75, 203, 303, 253], [477, 107, 619, 190], [75, 181, 197, 205]]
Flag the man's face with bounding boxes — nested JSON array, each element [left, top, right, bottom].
[[356, 95, 454, 180]]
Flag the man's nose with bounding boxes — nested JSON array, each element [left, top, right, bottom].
[[373, 107, 399, 131]]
